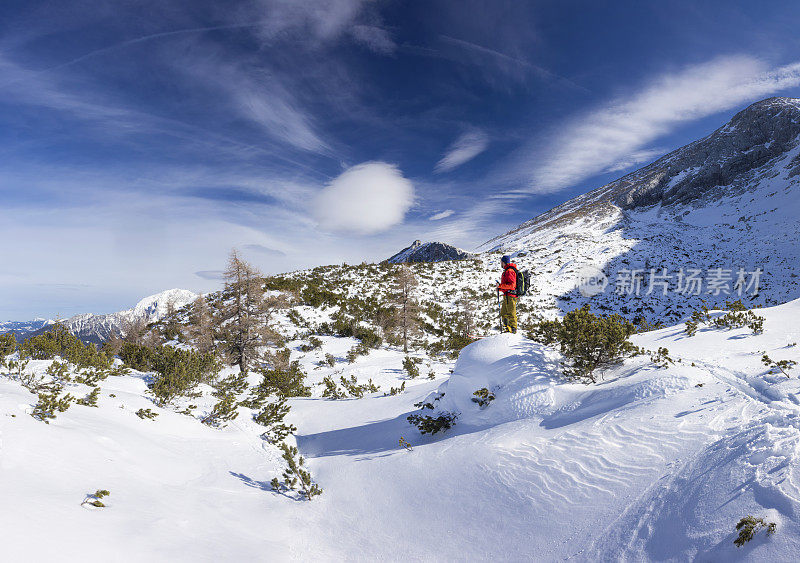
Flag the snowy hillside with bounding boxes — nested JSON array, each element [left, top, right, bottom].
[[481, 97, 800, 323], [5, 298, 800, 559]]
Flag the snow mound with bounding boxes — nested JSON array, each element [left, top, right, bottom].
[[432, 333, 696, 429]]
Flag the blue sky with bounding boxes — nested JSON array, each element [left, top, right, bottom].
[[3, 0, 800, 319]]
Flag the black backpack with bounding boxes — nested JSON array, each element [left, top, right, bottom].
[[509, 266, 529, 297]]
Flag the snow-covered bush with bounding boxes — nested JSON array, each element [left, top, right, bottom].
[[135, 408, 158, 420], [471, 388, 495, 407], [406, 411, 458, 435], [82, 489, 111, 508]]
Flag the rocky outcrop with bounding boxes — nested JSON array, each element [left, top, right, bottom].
[[387, 240, 473, 263]]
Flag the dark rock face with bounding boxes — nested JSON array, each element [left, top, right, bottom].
[[387, 240, 473, 263], [613, 97, 800, 210]]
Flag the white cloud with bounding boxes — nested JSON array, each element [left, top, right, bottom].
[[429, 209, 455, 220], [435, 129, 489, 173], [523, 56, 800, 193], [350, 25, 396, 54], [604, 148, 666, 173], [313, 162, 414, 234]]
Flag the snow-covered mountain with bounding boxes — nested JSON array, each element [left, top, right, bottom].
[[15, 289, 199, 343], [387, 239, 473, 263], [481, 97, 800, 323]]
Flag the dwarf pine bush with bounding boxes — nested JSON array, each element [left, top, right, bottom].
[[0, 332, 17, 367], [471, 387, 495, 407], [321, 375, 346, 399], [406, 412, 458, 435], [734, 516, 776, 547], [340, 374, 379, 397], [403, 356, 420, 379], [22, 324, 111, 370], [253, 397, 297, 443], [31, 386, 75, 423], [385, 381, 406, 396], [272, 443, 322, 500], [649, 347, 674, 368], [254, 359, 311, 398], [202, 392, 240, 427], [82, 489, 111, 508], [761, 354, 797, 378], [135, 408, 159, 420], [120, 343, 220, 405], [531, 305, 638, 383], [76, 387, 100, 407], [685, 300, 764, 336]]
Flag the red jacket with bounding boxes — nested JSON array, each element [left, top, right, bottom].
[[498, 263, 518, 297]]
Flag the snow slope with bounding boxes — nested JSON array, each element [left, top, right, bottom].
[[5, 299, 800, 560]]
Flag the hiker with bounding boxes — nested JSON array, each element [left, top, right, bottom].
[[497, 255, 518, 333]]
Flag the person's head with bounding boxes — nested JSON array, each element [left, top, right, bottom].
[[501, 255, 511, 266]]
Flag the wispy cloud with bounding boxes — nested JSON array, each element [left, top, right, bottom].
[[518, 56, 800, 193], [439, 35, 585, 91], [249, 0, 395, 53], [435, 129, 489, 172], [429, 209, 455, 220]]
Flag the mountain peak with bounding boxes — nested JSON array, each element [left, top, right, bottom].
[[387, 240, 473, 263]]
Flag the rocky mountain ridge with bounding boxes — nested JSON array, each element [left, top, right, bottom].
[[387, 240, 473, 263]]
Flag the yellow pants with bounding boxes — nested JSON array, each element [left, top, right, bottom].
[[500, 294, 517, 332]]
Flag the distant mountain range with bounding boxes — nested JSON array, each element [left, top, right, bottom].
[[3, 289, 198, 343]]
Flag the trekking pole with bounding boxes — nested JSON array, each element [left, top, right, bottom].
[[497, 290, 503, 332]]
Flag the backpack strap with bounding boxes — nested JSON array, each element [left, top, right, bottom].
[[508, 265, 520, 296]]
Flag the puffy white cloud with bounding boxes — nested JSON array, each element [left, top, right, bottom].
[[313, 162, 415, 234], [435, 130, 489, 172], [523, 56, 800, 193]]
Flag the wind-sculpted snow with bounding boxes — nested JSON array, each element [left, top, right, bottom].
[[425, 333, 695, 430]]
